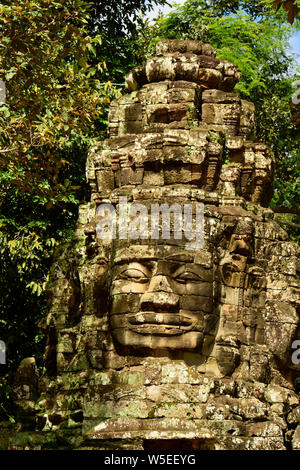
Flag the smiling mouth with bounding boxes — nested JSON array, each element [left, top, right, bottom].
[[127, 312, 195, 335]]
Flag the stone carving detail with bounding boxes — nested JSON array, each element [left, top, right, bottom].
[[5, 40, 300, 451]]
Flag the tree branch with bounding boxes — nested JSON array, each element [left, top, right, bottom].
[[272, 206, 300, 216], [0, 147, 18, 153], [276, 219, 300, 229]]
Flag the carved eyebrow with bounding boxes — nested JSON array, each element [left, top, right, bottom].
[[113, 253, 156, 264], [163, 253, 211, 268], [120, 262, 150, 271], [164, 252, 194, 263], [113, 260, 154, 272], [113, 250, 195, 264], [113, 257, 211, 274]]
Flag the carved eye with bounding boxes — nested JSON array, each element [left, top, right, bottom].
[[119, 266, 150, 283], [174, 272, 201, 284]]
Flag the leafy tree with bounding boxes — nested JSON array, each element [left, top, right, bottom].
[[0, 0, 115, 196], [86, 0, 168, 85], [89, 0, 168, 35], [0, 0, 119, 305]]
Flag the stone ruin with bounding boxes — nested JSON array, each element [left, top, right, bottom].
[[4, 39, 300, 450]]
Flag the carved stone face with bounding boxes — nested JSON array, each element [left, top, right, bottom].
[[109, 244, 218, 351]]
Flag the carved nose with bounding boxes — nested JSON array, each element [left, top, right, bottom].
[[140, 275, 179, 311]]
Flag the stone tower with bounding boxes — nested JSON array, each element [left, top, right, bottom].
[[9, 40, 300, 450]]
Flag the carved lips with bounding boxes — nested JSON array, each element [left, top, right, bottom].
[[127, 312, 195, 335]]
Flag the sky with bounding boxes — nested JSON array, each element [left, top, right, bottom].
[[147, 0, 300, 64], [290, 32, 300, 63]]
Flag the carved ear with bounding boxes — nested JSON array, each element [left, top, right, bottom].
[[220, 254, 247, 286], [94, 259, 110, 317], [220, 257, 236, 286], [245, 266, 266, 293]]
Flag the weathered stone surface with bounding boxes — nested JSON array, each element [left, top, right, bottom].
[[292, 425, 300, 449], [12, 357, 39, 402], [6, 39, 300, 451]]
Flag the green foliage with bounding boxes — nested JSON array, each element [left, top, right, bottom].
[[0, 0, 119, 196], [89, 0, 168, 36], [0, 0, 117, 418], [0, 0, 117, 338], [295, 376, 300, 394], [87, 0, 168, 85]]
